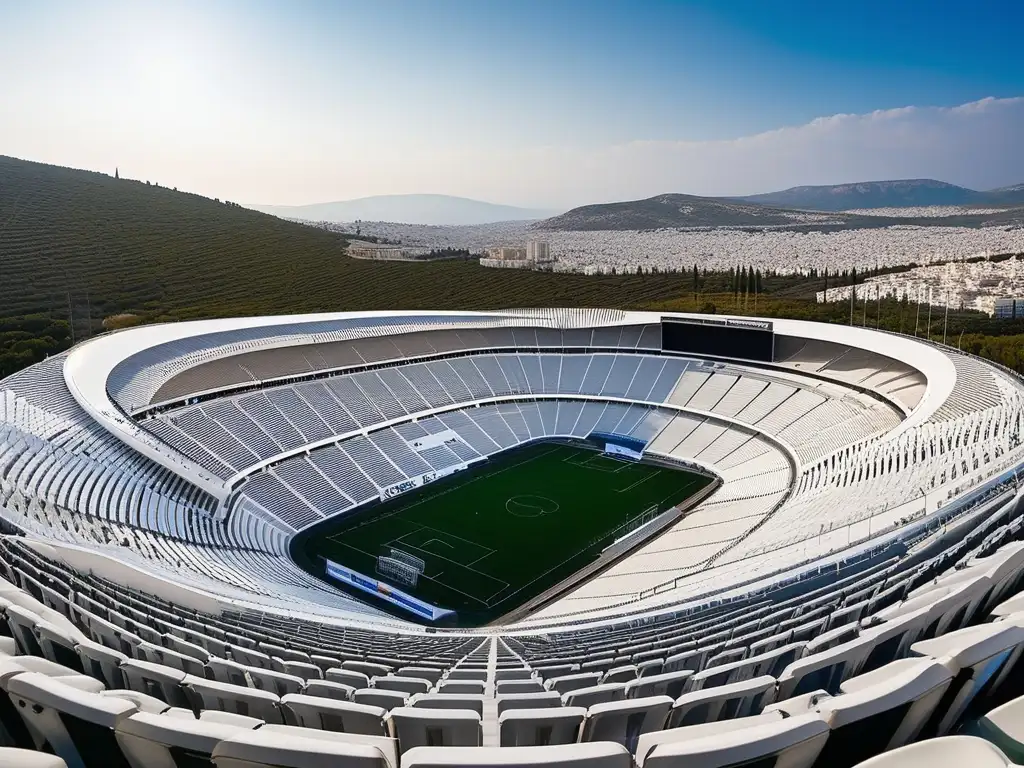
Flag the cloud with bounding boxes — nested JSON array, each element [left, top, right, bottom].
[[457, 96, 1024, 207]]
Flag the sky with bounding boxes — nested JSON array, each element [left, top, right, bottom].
[[1, 0, 1023, 209]]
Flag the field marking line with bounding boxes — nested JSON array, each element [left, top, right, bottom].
[[616, 472, 658, 494], [417, 572, 492, 607], [562, 452, 624, 474], [326, 539, 382, 563], [423, 538, 454, 550], [390, 538, 504, 585], [417, 523, 496, 556], [466, 551, 494, 568]]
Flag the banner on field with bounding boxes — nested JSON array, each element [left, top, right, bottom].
[[325, 559, 455, 622], [379, 462, 467, 501]]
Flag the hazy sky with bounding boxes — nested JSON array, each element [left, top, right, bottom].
[[2, 0, 1023, 208]]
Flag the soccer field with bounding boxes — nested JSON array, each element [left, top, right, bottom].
[[300, 442, 713, 625]]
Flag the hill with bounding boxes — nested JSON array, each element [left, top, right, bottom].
[[246, 194, 557, 226], [738, 179, 1024, 211], [533, 193, 853, 232], [535, 191, 1024, 231], [985, 184, 1024, 207], [0, 156, 696, 375]]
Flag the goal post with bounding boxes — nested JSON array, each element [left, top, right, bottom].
[[376, 556, 422, 588], [389, 548, 426, 573]]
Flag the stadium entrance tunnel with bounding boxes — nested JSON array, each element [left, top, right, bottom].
[[289, 439, 718, 628]]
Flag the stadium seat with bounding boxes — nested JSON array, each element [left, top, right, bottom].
[[601, 665, 638, 684], [75, 638, 128, 690], [0, 656, 107, 749], [34, 623, 87, 673], [561, 683, 625, 708], [812, 658, 954, 768], [410, 693, 484, 716], [445, 669, 487, 681], [247, 668, 304, 697], [371, 675, 431, 695], [532, 664, 577, 681], [402, 742, 632, 767], [5, 606, 47, 658], [135, 641, 205, 677], [546, 673, 601, 694], [400, 667, 444, 685], [354, 689, 408, 711], [114, 710, 259, 768], [229, 647, 273, 671], [303, 680, 356, 701], [328, 668, 372, 689], [279, 693, 388, 735], [206, 658, 252, 688], [849, 735, 1015, 768], [668, 675, 776, 727], [100, 688, 172, 714], [119, 660, 191, 709], [624, 669, 693, 700], [182, 677, 283, 723], [497, 680, 546, 695], [344, 661, 391, 678], [498, 706, 586, 746], [965, 694, 1024, 763], [385, 707, 481, 752], [282, 661, 322, 681], [494, 669, 533, 682], [210, 723, 398, 768], [637, 711, 829, 768], [910, 619, 1024, 736], [580, 695, 673, 752], [436, 680, 485, 695], [5, 672, 137, 768], [497, 692, 563, 715], [777, 634, 876, 698], [0, 748, 68, 768]]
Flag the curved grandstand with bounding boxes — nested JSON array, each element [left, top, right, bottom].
[[0, 309, 1021, 629], [2, 309, 1024, 765]]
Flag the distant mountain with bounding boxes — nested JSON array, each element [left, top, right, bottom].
[[984, 184, 1024, 207], [534, 193, 850, 232], [738, 179, 985, 211], [737, 179, 1024, 211], [534, 191, 1024, 232], [246, 194, 558, 226]]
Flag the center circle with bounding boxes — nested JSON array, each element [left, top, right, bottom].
[[505, 495, 560, 518]]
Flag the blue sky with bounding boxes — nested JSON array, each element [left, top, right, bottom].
[[1, 0, 1022, 207]]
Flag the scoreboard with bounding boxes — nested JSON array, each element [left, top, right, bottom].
[[662, 317, 774, 363]]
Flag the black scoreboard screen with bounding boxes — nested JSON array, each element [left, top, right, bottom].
[[662, 318, 775, 362]]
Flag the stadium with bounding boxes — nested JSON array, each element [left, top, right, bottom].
[[2, 307, 1024, 767]]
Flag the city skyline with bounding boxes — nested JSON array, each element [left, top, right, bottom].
[[2, 0, 1022, 209]]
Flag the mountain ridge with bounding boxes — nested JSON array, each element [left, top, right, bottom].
[[246, 194, 558, 226], [737, 179, 1024, 211], [534, 191, 1024, 232]]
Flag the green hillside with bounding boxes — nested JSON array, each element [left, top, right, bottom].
[[0, 155, 695, 320], [3, 155, 1024, 379]]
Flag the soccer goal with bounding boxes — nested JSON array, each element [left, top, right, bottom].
[[389, 548, 426, 573], [376, 556, 422, 588]]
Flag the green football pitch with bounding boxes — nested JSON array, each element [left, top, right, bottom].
[[299, 442, 713, 626]]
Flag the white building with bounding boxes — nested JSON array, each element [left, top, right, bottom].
[[484, 246, 527, 261], [527, 240, 551, 261]]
